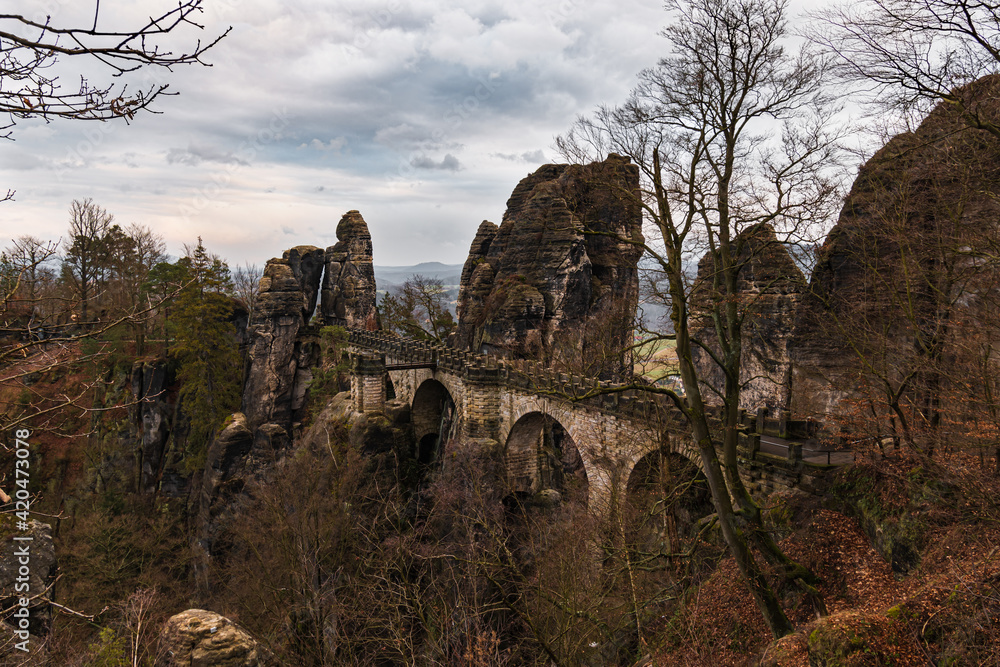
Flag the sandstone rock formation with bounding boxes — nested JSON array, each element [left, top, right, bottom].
[[131, 357, 173, 494], [241, 245, 324, 432], [790, 74, 1000, 421], [322, 210, 378, 330], [690, 224, 806, 411], [454, 155, 643, 381], [158, 609, 271, 666], [192, 414, 255, 574], [243, 212, 379, 434], [0, 520, 55, 637], [204, 211, 382, 567]]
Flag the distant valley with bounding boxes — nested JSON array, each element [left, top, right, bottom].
[[373, 261, 464, 313]]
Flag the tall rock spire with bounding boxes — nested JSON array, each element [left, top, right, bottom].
[[321, 210, 379, 330]]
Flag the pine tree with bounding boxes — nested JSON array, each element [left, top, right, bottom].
[[171, 239, 242, 468]]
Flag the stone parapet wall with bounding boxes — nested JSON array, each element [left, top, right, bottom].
[[348, 329, 685, 425], [348, 329, 842, 503]]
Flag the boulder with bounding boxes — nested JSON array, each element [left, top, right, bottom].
[[454, 155, 643, 381], [158, 609, 271, 666]]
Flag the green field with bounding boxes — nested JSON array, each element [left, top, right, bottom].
[[633, 337, 679, 384]]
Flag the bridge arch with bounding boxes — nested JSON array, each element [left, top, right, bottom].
[[411, 379, 456, 464], [504, 411, 588, 504], [625, 448, 714, 555], [388, 368, 464, 412]]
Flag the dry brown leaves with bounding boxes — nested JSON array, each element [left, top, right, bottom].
[[651, 450, 1000, 666]]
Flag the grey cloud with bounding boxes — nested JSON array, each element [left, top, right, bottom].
[[0, 0, 669, 267], [410, 153, 463, 171], [492, 149, 546, 164], [166, 145, 251, 167], [6, 149, 46, 170], [299, 137, 346, 152]]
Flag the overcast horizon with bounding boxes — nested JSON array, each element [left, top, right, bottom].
[[0, 0, 697, 268]]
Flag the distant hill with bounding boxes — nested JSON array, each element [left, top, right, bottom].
[[373, 262, 465, 315], [373, 262, 464, 292]]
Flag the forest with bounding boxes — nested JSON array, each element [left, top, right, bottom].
[[5, 0, 1000, 665]]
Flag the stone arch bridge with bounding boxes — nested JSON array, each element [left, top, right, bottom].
[[347, 330, 834, 509]]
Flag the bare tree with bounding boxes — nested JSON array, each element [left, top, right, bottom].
[[0, 2, 230, 139], [232, 262, 263, 324], [558, 0, 843, 637], [7, 235, 55, 301], [62, 198, 114, 326], [815, 0, 1000, 134], [380, 275, 456, 342], [2, 235, 59, 332]]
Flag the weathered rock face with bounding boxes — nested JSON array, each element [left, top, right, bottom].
[[322, 210, 378, 330], [790, 74, 1000, 419], [454, 155, 643, 381], [193, 414, 255, 563], [241, 246, 324, 432], [690, 224, 806, 411], [0, 520, 55, 637], [191, 412, 295, 582], [158, 609, 272, 666], [131, 358, 174, 495], [455, 220, 499, 326]]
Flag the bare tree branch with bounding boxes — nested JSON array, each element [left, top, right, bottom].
[[0, 1, 230, 140]]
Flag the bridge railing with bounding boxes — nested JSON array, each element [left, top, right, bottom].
[[346, 329, 689, 424], [347, 329, 850, 465]]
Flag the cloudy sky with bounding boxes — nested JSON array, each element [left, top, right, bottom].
[[1, 0, 813, 268]]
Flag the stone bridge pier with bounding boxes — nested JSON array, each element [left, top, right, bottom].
[[350, 352, 387, 414]]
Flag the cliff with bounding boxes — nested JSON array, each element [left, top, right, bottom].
[[242, 245, 325, 432], [454, 154, 644, 381], [198, 212, 380, 572], [790, 74, 1000, 420], [242, 212, 379, 433], [322, 210, 378, 330]]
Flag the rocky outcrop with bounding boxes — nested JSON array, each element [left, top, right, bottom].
[[454, 155, 643, 381], [690, 224, 806, 410], [241, 246, 324, 432], [131, 358, 174, 494], [0, 520, 56, 637], [193, 414, 254, 564], [454, 219, 499, 336], [322, 210, 378, 330], [158, 609, 272, 666], [790, 74, 1000, 419], [283, 245, 325, 319]]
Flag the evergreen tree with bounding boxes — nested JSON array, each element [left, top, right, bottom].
[[172, 239, 241, 468]]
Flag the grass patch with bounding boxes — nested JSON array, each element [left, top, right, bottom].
[[634, 337, 679, 381]]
